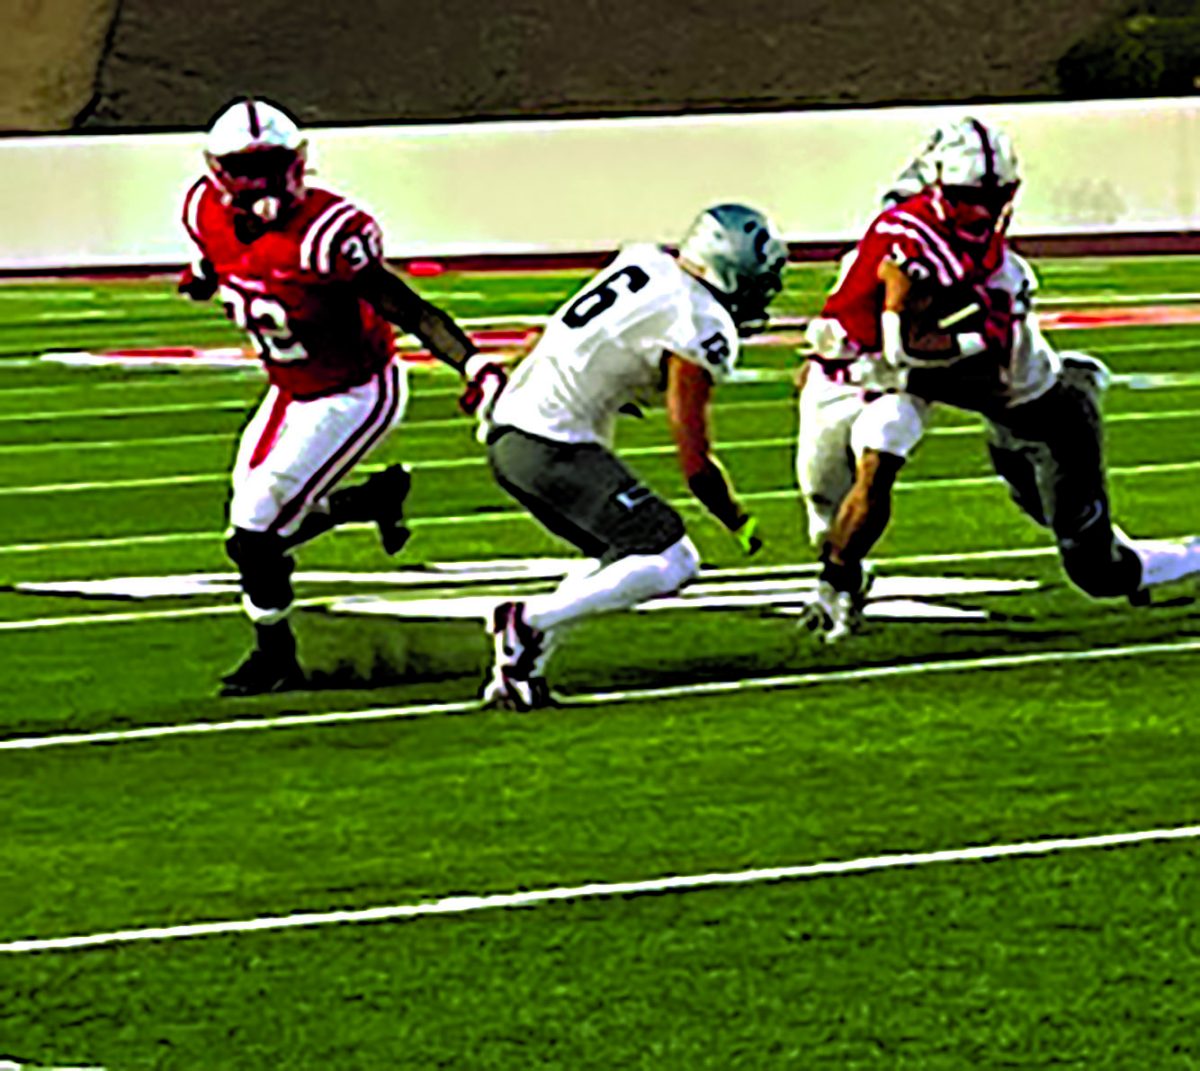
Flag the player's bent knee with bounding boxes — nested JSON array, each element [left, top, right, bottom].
[[661, 536, 701, 589], [225, 527, 295, 614], [988, 443, 1048, 527], [226, 526, 287, 565]]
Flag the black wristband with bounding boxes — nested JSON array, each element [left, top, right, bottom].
[[686, 460, 742, 531]]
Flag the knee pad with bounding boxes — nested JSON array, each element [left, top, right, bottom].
[[606, 497, 687, 560], [225, 527, 295, 617]]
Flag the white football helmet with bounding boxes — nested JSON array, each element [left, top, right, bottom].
[[678, 203, 789, 332], [927, 117, 1021, 247], [204, 97, 308, 224]]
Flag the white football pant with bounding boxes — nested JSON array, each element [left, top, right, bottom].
[[796, 364, 932, 546], [230, 360, 408, 539]]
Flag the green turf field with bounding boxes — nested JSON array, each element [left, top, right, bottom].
[[1, 259, 1198, 1069]]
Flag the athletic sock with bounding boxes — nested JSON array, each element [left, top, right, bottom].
[[525, 539, 700, 632], [1128, 536, 1200, 589]]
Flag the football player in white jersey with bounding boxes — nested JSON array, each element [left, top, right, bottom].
[[480, 203, 788, 709]]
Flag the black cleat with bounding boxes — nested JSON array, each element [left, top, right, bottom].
[[378, 519, 411, 556], [321, 463, 413, 556], [365, 464, 412, 556], [219, 648, 306, 697]]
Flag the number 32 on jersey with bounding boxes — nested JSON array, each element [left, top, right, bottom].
[[219, 280, 309, 364]]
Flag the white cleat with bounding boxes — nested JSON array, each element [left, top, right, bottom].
[[480, 669, 556, 712], [1126, 534, 1200, 604], [797, 580, 860, 645]]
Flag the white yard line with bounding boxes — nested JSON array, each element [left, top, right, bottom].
[[3, 636, 1200, 750], [0, 433, 228, 455], [3, 411, 1200, 492], [0, 544, 1054, 631], [1037, 291, 1200, 305], [2, 457, 1198, 549], [0, 596, 339, 632], [2, 543, 1055, 631], [0, 372, 258, 396], [0, 1064, 105, 1071], [0, 400, 250, 423], [0, 473, 223, 496], [736, 458, 1200, 505], [1, 820, 1196, 954]]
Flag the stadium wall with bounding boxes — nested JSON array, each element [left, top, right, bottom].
[[2, 97, 1199, 273]]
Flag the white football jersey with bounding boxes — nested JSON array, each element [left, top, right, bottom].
[[986, 250, 1061, 408], [491, 244, 739, 445]]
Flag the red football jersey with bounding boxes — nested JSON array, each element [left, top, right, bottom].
[[821, 192, 1005, 354], [182, 178, 394, 397]]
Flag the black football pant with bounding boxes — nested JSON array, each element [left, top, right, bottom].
[[986, 370, 1141, 599]]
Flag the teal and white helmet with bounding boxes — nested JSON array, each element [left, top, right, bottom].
[[678, 203, 789, 331]]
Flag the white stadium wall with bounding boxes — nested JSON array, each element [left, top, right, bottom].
[[1, 97, 1199, 271]]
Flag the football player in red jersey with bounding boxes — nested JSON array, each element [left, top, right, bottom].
[[799, 118, 1200, 642], [796, 117, 1019, 641], [180, 97, 507, 696]]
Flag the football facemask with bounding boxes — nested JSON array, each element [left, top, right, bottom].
[[938, 180, 1020, 247], [204, 98, 308, 224]]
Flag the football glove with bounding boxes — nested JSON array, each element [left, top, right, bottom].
[[459, 353, 509, 442], [178, 258, 218, 302], [731, 514, 763, 556]]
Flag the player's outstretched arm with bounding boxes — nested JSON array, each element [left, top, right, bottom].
[[356, 262, 474, 369], [666, 355, 761, 555], [355, 262, 508, 418]]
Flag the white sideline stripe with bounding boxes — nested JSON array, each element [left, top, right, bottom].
[[740, 458, 1200, 505], [0, 404, 488, 455], [1037, 290, 1200, 305], [0, 1064, 106, 1071], [0, 401, 479, 429], [0, 355, 1192, 428], [0, 372, 256, 396], [3, 822, 1197, 954], [0, 544, 1059, 632], [0, 602, 277, 631], [0, 400, 253, 422], [2, 457, 1199, 553], [4, 412, 1200, 495], [0, 399, 1186, 462], [0, 473, 222, 495], [0, 433, 228, 456], [0, 333, 1195, 418], [4, 637, 1200, 751]]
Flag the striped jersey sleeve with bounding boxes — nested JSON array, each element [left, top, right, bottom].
[[297, 198, 384, 278], [870, 209, 967, 288], [181, 177, 212, 254]]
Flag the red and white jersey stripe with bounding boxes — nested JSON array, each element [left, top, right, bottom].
[[180, 179, 393, 397], [818, 192, 998, 355]]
